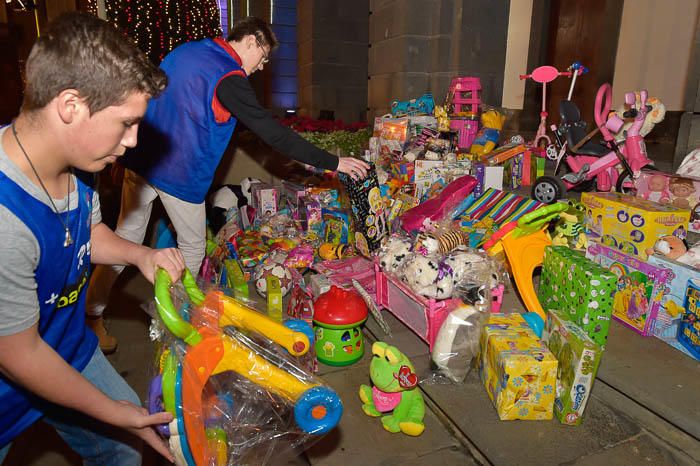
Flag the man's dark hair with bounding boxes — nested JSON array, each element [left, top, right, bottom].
[[23, 11, 167, 114], [226, 16, 278, 50]]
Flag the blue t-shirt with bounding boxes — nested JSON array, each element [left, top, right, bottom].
[[0, 173, 97, 447]]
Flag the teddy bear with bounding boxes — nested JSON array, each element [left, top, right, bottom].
[[469, 109, 506, 157], [613, 94, 666, 143], [359, 341, 425, 436], [646, 235, 700, 269]]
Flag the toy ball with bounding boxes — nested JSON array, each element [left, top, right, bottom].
[[255, 262, 293, 297]]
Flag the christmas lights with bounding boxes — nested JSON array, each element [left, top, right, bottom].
[[105, 0, 222, 63]]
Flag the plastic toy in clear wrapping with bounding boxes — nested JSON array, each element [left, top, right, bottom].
[[430, 304, 488, 383], [468, 109, 505, 157], [551, 199, 588, 250], [147, 269, 342, 466], [359, 342, 426, 436], [313, 286, 368, 366]]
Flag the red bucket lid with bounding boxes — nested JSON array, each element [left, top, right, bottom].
[[313, 286, 368, 325]]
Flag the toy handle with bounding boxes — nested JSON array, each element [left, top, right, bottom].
[[516, 202, 568, 231], [154, 268, 205, 346], [594, 83, 614, 141]]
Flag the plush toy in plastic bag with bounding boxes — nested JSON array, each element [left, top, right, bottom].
[[147, 269, 343, 465], [430, 304, 489, 383]]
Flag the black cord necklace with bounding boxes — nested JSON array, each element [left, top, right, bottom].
[[11, 122, 73, 247]]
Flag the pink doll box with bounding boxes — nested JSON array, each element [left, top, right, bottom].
[[374, 261, 459, 350], [635, 170, 700, 233], [586, 242, 672, 336]]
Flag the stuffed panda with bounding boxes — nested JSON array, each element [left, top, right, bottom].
[[207, 178, 262, 234]]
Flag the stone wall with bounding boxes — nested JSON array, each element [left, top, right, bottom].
[[298, 0, 370, 123], [368, 0, 510, 119]]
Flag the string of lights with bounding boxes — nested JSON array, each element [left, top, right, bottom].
[[103, 0, 222, 64]]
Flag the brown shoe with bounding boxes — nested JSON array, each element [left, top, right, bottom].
[[86, 316, 118, 354]]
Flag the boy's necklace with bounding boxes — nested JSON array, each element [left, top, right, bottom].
[[11, 122, 73, 247]]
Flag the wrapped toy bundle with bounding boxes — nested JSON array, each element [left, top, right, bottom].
[[146, 270, 342, 466]]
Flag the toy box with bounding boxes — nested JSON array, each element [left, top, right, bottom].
[[634, 170, 700, 233], [502, 152, 524, 190], [250, 183, 278, 217], [471, 163, 503, 197], [581, 192, 690, 260], [586, 242, 672, 336], [480, 143, 527, 166], [543, 309, 603, 426], [339, 167, 388, 256], [647, 254, 700, 360], [539, 246, 617, 347], [478, 314, 557, 421], [414, 159, 471, 201], [679, 279, 700, 360]]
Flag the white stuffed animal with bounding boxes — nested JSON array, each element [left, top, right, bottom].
[[401, 254, 454, 300], [613, 94, 665, 143], [379, 236, 413, 274]]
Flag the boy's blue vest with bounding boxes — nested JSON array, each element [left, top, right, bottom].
[[121, 38, 246, 204], [0, 173, 96, 447]]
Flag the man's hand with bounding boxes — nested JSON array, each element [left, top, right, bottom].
[[336, 157, 370, 181], [112, 400, 174, 463], [135, 247, 185, 284]]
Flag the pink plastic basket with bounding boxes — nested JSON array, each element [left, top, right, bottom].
[[375, 263, 459, 350], [375, 261, 505, 349]]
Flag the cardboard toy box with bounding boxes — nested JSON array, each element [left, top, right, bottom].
[[647, 254, 700, 360], [586, 242, 673, 336], [634, 170, 700, 233], [539, 246, 617, 347], [581, 192, 690, 260], [250, 183, 278, 217], [414, 159, 471, 201], [543, 309, 603, 425], [479, 313, 558, 421], [679, 279, 700, 360]]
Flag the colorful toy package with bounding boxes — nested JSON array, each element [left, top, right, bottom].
[[586, 242, 673, 336], [543, 309, 603, 426], [539, 246, 616, 347], [478, 313, 558, 421], [581, 192, 690, 260], [647, 254, 700, 360], [414, 159, 471, 201], [634, 170, 700, 233], [679, 279, 700, 359], [339, 166, 388, 256]]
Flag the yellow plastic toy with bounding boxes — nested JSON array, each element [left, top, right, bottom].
[[483, 203, 567, 321], [469, 109, 506, 157], [149, 269, 343, 466]]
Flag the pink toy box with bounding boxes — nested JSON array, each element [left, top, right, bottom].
[[374, 260, 504, 350], [634, 170, 700, 233], [586, 242, 673, 336]]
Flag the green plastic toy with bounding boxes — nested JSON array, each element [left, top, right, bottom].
[[359, 342, 425, 436]]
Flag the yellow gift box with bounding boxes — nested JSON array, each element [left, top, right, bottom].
[[581, 192, 690, 260], [479, 314, 558, 420]]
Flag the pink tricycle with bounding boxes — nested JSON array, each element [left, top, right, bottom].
[[531, 83, 654, 204]]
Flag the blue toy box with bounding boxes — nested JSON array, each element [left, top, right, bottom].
[[647, 254, 700, 361]]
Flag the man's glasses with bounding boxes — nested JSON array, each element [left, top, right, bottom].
[[256, 39, 269, 65]]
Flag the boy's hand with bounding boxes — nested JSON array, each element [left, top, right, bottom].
[[336, 157, 370, 181], [113, 400, 174, 463], [137, 247, 185, 283]]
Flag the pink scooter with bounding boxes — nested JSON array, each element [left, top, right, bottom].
[[531, 83, 654, 204]]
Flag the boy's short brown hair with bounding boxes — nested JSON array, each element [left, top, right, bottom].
[[23, 11, 167, 114], [226, 16, 278, 50]]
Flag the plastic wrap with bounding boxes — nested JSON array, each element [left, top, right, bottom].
[[428, 304, 489, 383], [147, 269, 342, 466]]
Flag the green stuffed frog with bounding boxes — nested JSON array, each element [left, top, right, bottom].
[[359, 341, 425, 436]]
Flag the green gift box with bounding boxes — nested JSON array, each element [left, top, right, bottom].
[[539, 246, 616, 347], [543, 309, 603, 425]]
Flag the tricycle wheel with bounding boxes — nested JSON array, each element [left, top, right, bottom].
[[532, 176, 567, 204], [615, 164, 655, 195]]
